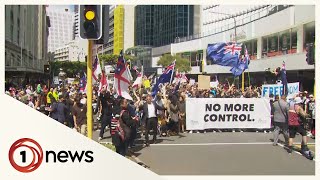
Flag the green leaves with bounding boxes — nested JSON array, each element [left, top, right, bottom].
[[50, 61, 86, 77], [157, 54, 191, 72]]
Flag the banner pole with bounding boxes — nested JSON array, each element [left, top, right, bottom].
[[87, 40, 93, 139]]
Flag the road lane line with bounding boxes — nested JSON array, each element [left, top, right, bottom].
[[276, 143, 315, 161], [149, 142, 315, 146]]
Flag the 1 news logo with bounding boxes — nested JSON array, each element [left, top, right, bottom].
[[9, 138, 94, 173]]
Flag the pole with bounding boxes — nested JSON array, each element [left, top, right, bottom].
[[87, 40, 93, 139]]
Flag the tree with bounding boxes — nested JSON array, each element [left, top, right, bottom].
[[157, 54, 191, 72], [98, 54, 137, 66], [49, 61, 86, 78], [99, 54, 118, 65]]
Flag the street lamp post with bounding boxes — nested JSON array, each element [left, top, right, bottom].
[[209, 11, 245, 92]]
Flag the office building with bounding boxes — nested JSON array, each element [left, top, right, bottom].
[[47, 7, 74, 53], [5, 5, 50, 84], [134, 5, 201, 47]]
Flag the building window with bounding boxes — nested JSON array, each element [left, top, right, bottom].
[[304, 22, 315, 49], [5, 52, 10, 66], [290, 28, 298, 53], [243, 39, 257, 60], [10, 10, 14, 41], [17, 55, 21, 67], [279, 30, 290, 55], [267, 33, 279, 57], [262, 37, 268, 58]]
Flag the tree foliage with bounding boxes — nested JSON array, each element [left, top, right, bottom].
[[98, 54, 137, 66], [157, 54, 191, 72], [50, 61, 86, 77]]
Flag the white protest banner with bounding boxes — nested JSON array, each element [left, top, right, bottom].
[[210, 81, 219, 88], [67, 78, 75, 84], [261, 82, 299, 98], [189, 78, 195, 85], [53, 76, 59, 85], [186, 98, 271, 130]]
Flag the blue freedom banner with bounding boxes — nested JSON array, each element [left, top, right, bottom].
[[261, 82, 299, 98]]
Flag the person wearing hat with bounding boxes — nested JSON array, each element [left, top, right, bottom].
[[287, 96, 313, 159]]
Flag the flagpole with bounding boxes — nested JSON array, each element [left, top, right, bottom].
[[170, 60, 175, 83], [87, 40, 93, 139]]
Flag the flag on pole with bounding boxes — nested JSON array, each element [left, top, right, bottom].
[[151, 60, 176, 96], [93, 56, 102, 84], [207, 42, 242, 67], [80, 72, 87, 92], [132, 68, 143, 89], [99, 71, 108, 92], [281, 61, 288, 95], [114, 53, 133, 100], [173, 70, 188, 84], [230, 45, 250, 76]]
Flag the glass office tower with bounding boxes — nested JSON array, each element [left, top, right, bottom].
[[135, 5, 196, 47]]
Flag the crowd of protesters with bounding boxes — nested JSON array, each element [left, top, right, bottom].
[[4, 78, 315, 159]]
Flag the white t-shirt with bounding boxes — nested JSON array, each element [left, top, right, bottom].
[[80, 98, 87, 105], [147, 103, 156, 118]]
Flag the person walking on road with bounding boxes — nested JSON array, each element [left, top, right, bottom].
[[272, 95, 289, 146], [142, 94, 166, 146], [98, 86, 114, 140], [287, 97, 313, 160], [72, 96, 87, 136]]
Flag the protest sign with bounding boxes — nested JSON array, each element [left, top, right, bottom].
[[210, 81, 219, 88], [189, 78, 195, 85], [261, 82, 299, 98], [198, 75, 210, 89], [67, 78, 75, 84], [53, 76, 59, 85], [186, 98, 271, 130]]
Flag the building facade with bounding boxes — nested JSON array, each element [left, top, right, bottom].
[[152, 5, 315, 92], [96, 5, 115, 55], [54, 39, 88, 62], [5, 5, 50, 84], [97, 5, 135, 56], [47, 7, 74, 53], [73, 5, 79, 40], [134, 5, 201, 47]]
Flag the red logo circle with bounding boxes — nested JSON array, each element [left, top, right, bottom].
[[8, 138, 43, 173]]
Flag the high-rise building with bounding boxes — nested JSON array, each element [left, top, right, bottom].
[[5, 5, 50, 84], [47, 7, 74, 53], [54, 39, 88, 62], [97, 5, 135, 55], [73, 5, 79, 40], [134, 5, 201, 47]]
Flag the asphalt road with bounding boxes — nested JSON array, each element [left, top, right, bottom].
[[93, 128, 315, 175]]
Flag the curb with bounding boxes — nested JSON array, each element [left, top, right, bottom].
[[99, 142, 151, 169]]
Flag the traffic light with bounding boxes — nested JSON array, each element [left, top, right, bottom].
[[79, 5, 102, 40], [44, 64, 50, 74], [306, 43, 315, 65], [95, 5, 110, 45]]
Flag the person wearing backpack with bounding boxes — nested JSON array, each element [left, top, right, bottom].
[[272, 95, 289, 146], [287, 97, 313, 160]]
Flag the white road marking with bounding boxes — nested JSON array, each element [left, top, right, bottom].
[[149, 142, 315, 146]]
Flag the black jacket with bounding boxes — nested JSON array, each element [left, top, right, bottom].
[[142, 101, 165, 122]]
